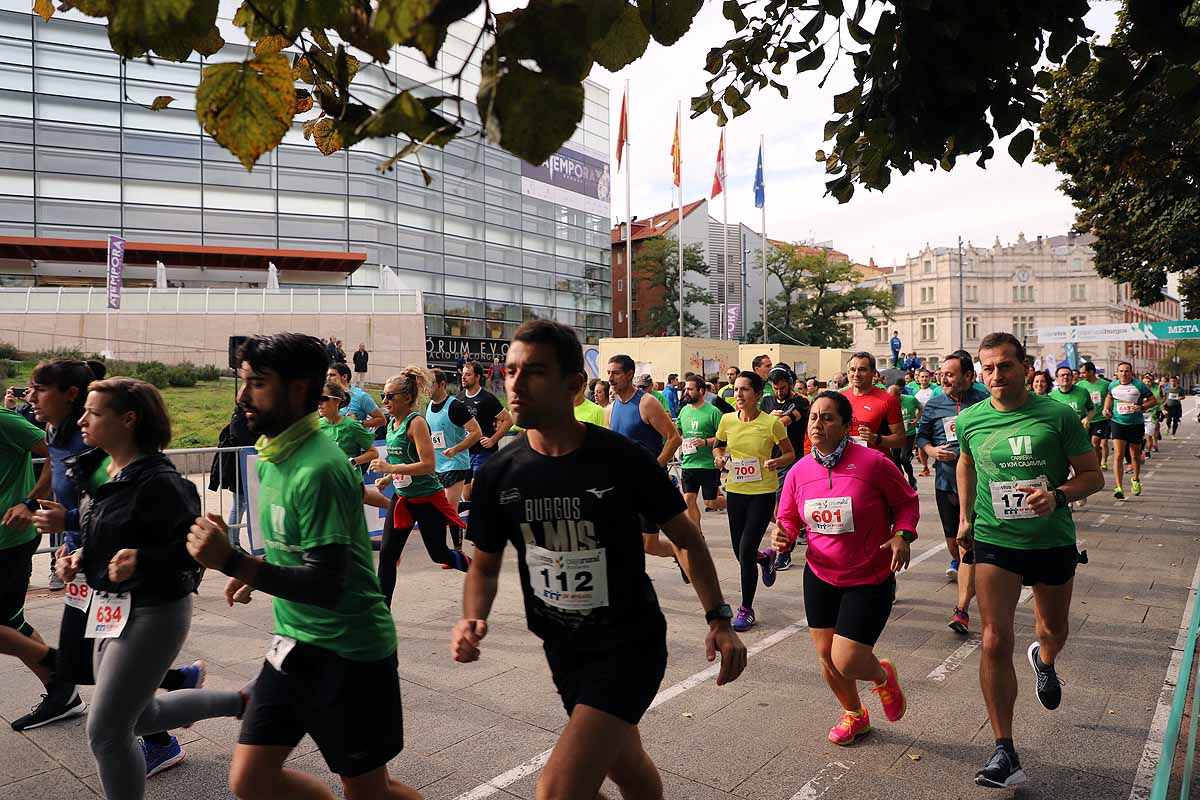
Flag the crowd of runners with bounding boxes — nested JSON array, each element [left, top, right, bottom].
[[0, 324, 1188, 797]]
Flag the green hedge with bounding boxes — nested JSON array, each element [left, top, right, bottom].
[[0, 342, 227, 389]]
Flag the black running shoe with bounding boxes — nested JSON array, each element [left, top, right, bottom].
[[674, 556, 690, 585], [1027, 642, 1062, 710], [11, 687, 86, 731], [975, 746, 1026, 788]]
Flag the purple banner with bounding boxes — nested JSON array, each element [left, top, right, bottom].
[[106, 234, 124, 310], [726, 305, 739, 337], [521, 146, 610, 204]]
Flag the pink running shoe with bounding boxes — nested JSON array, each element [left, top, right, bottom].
[[828, 708, 871, 746], [871, 658, 907, 722]]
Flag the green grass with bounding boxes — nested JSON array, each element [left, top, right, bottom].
[[5, 361, 234, 448]]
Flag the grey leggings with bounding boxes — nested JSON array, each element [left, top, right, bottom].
[[87, 594, 243, 800]]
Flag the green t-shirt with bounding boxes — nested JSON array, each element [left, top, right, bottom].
[[1150, 387, 1162, 420], [0, 409, 42, 550], [320, 415, 375, 459], [677, 402, 723, 470], [1109, 379, 1153, 427], [650, 390, 670, 415], [573, 398, 606, 428], [385, 413, 443, 497], [1076, 378, 1110, 413], [1049, 385, 1094, 420], [899, 394, 920, 436], [255, 416, 396, 661], [957, 394, 1093, 550]]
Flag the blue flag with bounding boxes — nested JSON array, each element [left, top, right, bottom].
[[753, 142, 764, 209]]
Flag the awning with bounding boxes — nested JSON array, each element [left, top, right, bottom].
[[0, 236, 366, 273]]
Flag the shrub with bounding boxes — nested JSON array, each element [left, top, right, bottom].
[[166, 365, 197, 387], [0, 342, 18, 360], [136, 362, 170, 388], [0, 360, 16, 379], [196, 364, 223, 382]]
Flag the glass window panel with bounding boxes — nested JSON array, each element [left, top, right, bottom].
[[124, 103, 200, 135], [522, 252, 553, 271], [485, 206, 521, 230], [349, 171, 396, 200], [124, 228, 200, 244], [445, 317, 484, 337], [37, 94, 118, 126], [0, 141, 29, 170], [206, 160, 273, 189], [523, 286, 551, 305], [396, 203, 442, 230], [0, 88, 32, 118], [277, 237, 347, 252], [348, 240, 391, 266], [424, 314, 445, 335], [442, 234, 481, 260], [279, 166, 344, 194], [279, 191, 345, 216], [485, 243, 520, 266], [124, 154, 200, 183], [398, 225, 442, 252], [277, 144, 345, 172], [279, 214, 347, 239], [483, 166, 519, 191], [37, 146, 119, 177], [444, 195, 482, 219], [350, 219, 395, 246], [349, 195, 395, 223], [204, 208, 275, 236], [35, 40, 118, 76], [397, 247, 441, 272], [522, 215, 554, 236], [0, 63, 30, 93], [123, 57, 200, 88], [442, 175, 482, 203], [524, 232, 554, 254], [485, 282, 518, 302], [485, 264, 520, 284], [123, 129, 199, 160], [396, 271, 441, 293], [443, 255, 475, 278], [444, 214, 483, 239], [125, 177, 200, 206], [444, 278, 481, 300], [205, 183, 275, 212], [200, 232, 276, 249], [0, 9, 30, 39], [0, 117, 31, 145], [124, 204, 202, 232], [317, 291, 346, 313], [37, 173, 117, 201]]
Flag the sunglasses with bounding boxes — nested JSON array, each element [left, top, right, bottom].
[[319, 395, 340, 403], [380, 392, 399, 400]]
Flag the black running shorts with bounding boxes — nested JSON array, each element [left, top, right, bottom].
[[543, 629, 667, 725], [681, 468, 720, 500], [803, 564, 895, 647], [0, 537, 37, 636], [437, 469, 473, 489], [239, 643, 404, 777], [1088, 420, 1110, 440], [1109, 421, 1143, 445], [971, 541, 1078, 587]]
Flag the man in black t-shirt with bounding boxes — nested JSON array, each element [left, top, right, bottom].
[[459, 361, 514, 508], [351, 344, 368, 387], [452, 319, 746, 800]]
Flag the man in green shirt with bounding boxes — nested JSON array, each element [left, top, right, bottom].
[[751, 354, 775, 398], [186, 333, 416, 800], [573, 380, 607, 428], [677, 375, 725, 526], [1102, 362, 1156, 499], [719, 365, 739, 404], [1076, 361, 1111, 469], [957, 332, 1103, 789], [1049, 366, 1094, 424]]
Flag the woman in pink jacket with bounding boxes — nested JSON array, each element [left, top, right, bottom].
[[773, 390, 919, 746]]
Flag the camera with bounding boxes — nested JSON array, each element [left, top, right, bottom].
[[9, 387, 26, 398]]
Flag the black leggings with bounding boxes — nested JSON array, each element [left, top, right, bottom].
[[726, 492, 777, 608], [378, 492, 461, 606], [1166, 404, 1182, 434], [891, 436, 916, 483]]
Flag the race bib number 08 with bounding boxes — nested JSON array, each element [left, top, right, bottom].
[[989, 478, 1047, 519], [730, 457, 761, 483], [64, 575, 91, 612], [525, 545, 608, 611], [803, 496, 855, 535], [84, 592, 130, 639]]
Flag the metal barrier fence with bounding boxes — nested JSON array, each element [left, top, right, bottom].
[[1151, 583, 1200, 800]]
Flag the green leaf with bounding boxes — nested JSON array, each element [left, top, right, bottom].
[[638, 0, 701, 46], [1065, 42, 1090, 75], [480, 62, 584, 165], [311, 117, 343, 156], [1035, 69, 1055, 91], [373, 0, 434, 45], [798, 10, 825, 42], [254, 34, 292, 56], [108, 0, 219, 62], [427, 0, 482, 27], [150, 95, 175, 110], [822, 116, 844, 140], [494, 3, 594, 82], [1007, 127, 1034, 165], [61, 0, 113, 16], [1164, 65, 1200, 97], [833, 84, 861, 114], [195, 52, 295, 170], [311, 28, 334, 55], [846, 18, 871, 45], [820, 0, 844, 15], [352, 91, 460, 147], [722, 0, 748, 32], [193, 25, 225, 56], [592, 3, 650, 72], [795, 44, 825, 73]]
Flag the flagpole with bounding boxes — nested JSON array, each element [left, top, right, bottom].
[[677, 100, 684, 338], [760, 134, 767, 345], [624, 79, 632, 338], [722, 151, 729, 341]]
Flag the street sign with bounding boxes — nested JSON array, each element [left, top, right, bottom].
[[1038, 321, 1200, 343]]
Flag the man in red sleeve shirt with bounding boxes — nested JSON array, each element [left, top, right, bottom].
[[841, 352, 905, 454]]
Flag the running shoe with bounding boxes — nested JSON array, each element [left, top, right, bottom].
[[948, 607, 970, 635], [451, 550, 472, 572], [975, 746, 1026, 788], [142, 736, 185, 778], [48, 573, 64, 591], [11, 686, 86, 731], [908, 477, 918, 490], [1027, 642, 1062, 711], [918, 468, 931, 477], [732, 606, 755, 632], [1100, 459, 1107, 470], [946, 560, 959, 580], [774, 551, 792, 572], [176, 660, 206, 691], [828, 708, 871, 746], [870, 658, 906, 722], [757, 550, 777, 588], [1113, 487, 1125, 501], [1132, 479, 1142, 496]]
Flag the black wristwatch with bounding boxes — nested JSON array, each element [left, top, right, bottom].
[[1053, 489, 1068, 509], [896, 530, 916, 544], [19, 498, 37, 512], [705, 603, 733, 624]]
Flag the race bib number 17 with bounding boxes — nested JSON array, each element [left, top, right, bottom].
[[989, 478, 1047, 520]]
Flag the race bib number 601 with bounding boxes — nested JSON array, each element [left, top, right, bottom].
[[803, 496, 855, 535], [525, 545, 609, 611]]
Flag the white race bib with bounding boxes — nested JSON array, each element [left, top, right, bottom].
[[730, 457, 761, 483], [1117, 402, 1140, 415], [266, 634, 297, 672], [848, 435, 868, 446], [1168, 392, 1181, 401], [681, 439, 699, 456], [392, 473, 412, 488], [64, 575, 92, 612], [1089, 391, 1101, 404], [803, 496, 855, 535], [989, 478, 1048, 520], [943, 415, 958, 443], [430, 430, 446, 449], [85, 592, 130, 639], [524, 545, 608, 611]]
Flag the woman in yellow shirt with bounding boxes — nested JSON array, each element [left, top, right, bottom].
[[715, 371, 795, 631]]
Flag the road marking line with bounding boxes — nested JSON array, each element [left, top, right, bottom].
[[1128, 552, 1200, 800], [927, 635, 983, 683], [787, 760, 855, 800]]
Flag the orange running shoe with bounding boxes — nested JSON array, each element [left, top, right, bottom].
[[871, 659, 907, 722], [828, 708, 871, 746]]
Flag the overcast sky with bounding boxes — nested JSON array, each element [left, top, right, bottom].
[[495, 2, 1121, 267]]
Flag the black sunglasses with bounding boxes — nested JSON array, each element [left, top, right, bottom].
[[380, 392, 399, 400], [319, 395, 340, 403]]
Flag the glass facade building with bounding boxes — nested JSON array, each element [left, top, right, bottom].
[[0, 1, 613, 344]]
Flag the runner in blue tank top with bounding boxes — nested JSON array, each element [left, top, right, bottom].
[[604, 355, 690, 581], [425, 369, 482, 551]]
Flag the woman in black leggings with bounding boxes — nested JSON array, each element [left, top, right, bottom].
[[370, 368, 468, 607]]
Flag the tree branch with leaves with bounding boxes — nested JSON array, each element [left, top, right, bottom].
[[632, 238, 713, 337]]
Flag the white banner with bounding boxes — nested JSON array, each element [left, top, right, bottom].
[[1037, 323, 1156, 343]]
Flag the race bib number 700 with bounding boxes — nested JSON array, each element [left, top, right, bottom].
[[525, 545, 609, 611]]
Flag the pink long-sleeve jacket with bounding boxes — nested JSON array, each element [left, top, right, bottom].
[[777, 442, 920, 587]]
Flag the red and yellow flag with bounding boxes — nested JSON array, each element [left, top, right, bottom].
[[616, 87, 628, 171], [711, 129, 726, 198], [670, 109, 681, 187]]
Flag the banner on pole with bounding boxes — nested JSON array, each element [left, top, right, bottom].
[[106, 234, 125, 310], [726, 304, 739, 338], [1039, 321, 1200, 343]]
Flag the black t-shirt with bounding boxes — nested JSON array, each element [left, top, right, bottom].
[[430, 396, 473, 427], [711, 395, 734, 414], [469, 424, 685, 643], [352, 350, 368, 371], [460, 388, 504, 453], [762, 392, 810, 456]]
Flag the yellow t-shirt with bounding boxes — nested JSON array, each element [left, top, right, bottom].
[[716, 410, 787, 495], [573, 398, 607, 428]]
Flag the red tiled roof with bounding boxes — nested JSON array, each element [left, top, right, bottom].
[[611, 199, 706, 244]]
